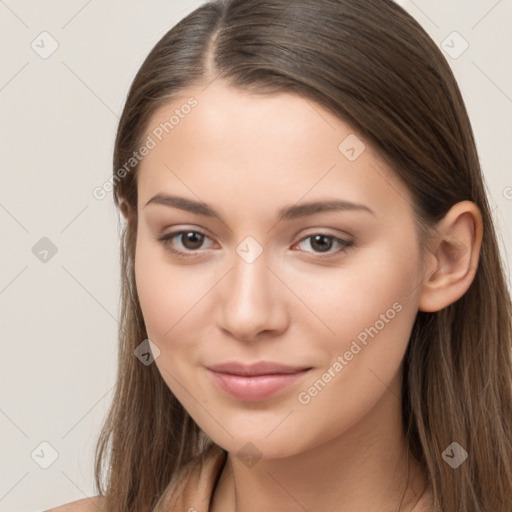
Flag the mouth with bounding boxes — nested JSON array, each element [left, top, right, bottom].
[[206, 361, 312, 401]]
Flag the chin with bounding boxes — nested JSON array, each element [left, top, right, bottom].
[[207, 428, 305, 462]]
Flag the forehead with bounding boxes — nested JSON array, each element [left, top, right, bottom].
[[136, 81, 413, 220]]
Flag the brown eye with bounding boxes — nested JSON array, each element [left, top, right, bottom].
[[309, 234, 335, 252], [156, 230, 213, 258], [179, 231, 206, 250], [295, 233, 354, 257]]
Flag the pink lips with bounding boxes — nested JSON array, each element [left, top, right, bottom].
[[207, 361, 312, 401]]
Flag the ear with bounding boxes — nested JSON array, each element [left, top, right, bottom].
[[119, 198, 135, 224], [418, 200, 483, 312]]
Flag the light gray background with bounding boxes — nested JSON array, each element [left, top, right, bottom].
[[0, 1, 510, 511]]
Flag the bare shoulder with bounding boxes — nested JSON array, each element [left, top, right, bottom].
[[43, 495, 105, 512]]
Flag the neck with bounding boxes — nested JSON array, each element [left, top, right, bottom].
[[211, 374, 428, 512]]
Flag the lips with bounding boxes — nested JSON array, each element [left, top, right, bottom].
[[207, 361, 311, 376], [206, 361, 312, 401]]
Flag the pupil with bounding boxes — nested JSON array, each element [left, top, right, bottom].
[[184, 232, 203, 249], [311, 235, 331, 252]]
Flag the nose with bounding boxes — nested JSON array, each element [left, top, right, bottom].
[[216, 249, 289, 342]]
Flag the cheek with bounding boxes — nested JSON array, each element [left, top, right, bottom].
[[300, 245, 419, 350], [135, 240, 169, 339], [134, 242, 204, 398], [296, 239, 421, 412], [290, 261, 418, 449], [134, 237, 220, 393], [135, 237, 197, 340]]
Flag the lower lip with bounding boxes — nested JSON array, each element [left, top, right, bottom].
[[207, 368, 311, 401]]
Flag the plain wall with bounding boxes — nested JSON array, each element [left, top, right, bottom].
[[0, 1, 510, 510]]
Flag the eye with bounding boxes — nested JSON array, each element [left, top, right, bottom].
[[156, 230, 214, 258], [293, 233, 354, 258], [156, 230, 354, 259]]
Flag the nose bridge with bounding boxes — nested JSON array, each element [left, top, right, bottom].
[[217, 236, 285, 339], [229, 238, 274, 310]]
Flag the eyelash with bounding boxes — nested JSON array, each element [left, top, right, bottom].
[[156, 230, 354, 259]]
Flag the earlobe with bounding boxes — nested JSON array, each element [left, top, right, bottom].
[[418, 201, 483, 313]]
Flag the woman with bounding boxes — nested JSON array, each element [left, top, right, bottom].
[[47, 0, 512, 510]]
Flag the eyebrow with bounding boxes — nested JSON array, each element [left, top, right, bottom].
[[143, 194, 375, 222]]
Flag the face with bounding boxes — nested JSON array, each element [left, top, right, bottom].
[[133, 80, 426, 459]]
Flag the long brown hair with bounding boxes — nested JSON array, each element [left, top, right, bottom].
[[94, 0, 512, 510]]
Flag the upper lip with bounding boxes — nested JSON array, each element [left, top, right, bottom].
[[207, 361, 311, 376]]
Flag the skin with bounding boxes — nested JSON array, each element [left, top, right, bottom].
[[119, 80, 482, 512]]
